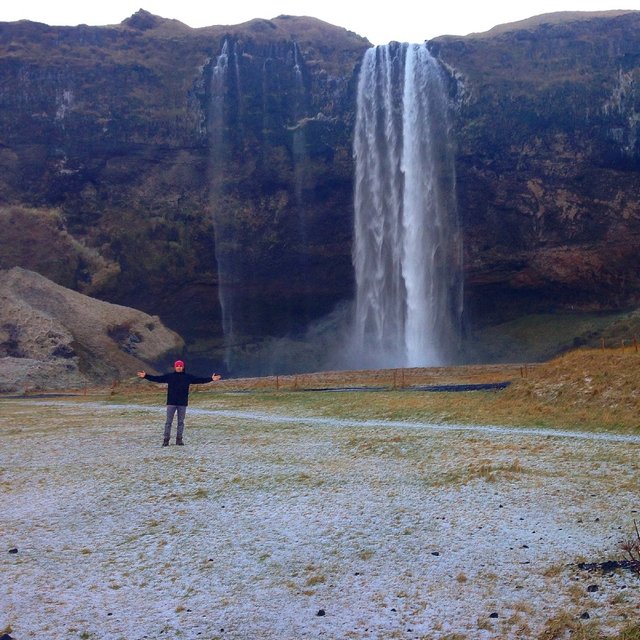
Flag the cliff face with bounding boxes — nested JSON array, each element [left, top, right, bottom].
[[431, 11, 640, 325], [0, 12, 367, 357], [1, 10, 640, 370]]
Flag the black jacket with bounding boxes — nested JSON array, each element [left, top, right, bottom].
[[144, 371, 211, 406]]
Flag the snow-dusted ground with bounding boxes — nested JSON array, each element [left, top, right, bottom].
[[2, 399, 639, 639]]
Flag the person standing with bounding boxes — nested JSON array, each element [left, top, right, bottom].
[[137, 360, 221, 446]]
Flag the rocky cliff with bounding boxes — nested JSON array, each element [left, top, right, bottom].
[[1, 9, 639, 373], [0, 267, 184, 391], [431, 11, 640, 326], [0, 11, 367, 367]]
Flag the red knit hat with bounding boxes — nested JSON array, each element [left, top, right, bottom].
[[174, 360, 185, 368]]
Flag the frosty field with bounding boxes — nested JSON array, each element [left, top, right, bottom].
[[1, 395, 639, 639]]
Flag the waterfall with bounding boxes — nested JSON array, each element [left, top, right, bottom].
[[208, 39, 317, 374], [351, 42, 462, 369], [209, 40, 236, 368], [290, 42, 309, 244]]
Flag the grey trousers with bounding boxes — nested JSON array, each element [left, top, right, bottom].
[[164, 405, 187, 441]]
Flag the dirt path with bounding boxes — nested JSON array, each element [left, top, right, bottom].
[[20, 399, 640, 443]]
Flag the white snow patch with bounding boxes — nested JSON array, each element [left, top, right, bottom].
[[2, 399, 639, 639]]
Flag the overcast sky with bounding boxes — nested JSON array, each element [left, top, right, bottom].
[[0, 1, 636, 44]]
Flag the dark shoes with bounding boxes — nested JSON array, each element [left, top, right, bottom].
[[162, 438, 184, 446]]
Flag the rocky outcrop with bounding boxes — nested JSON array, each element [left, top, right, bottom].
[[0, 267, 183, 391]]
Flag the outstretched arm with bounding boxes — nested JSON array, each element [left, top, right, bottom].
[[186, 373, 222, 385], [138, 372, 168, 383]]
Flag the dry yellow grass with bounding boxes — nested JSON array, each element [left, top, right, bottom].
[[13, 345, 640, 434], [507, 347, 640, 432], [180, 346, 639, 434]]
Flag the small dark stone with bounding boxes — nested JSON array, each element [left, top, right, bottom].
[[600, 560, 622, 573], [587, 585, 599, 593], [522, 545, 529, 549], [594, 518, 600, 522], [580, 612, 590, 620], [8, 548, 18, 554], [317, 609, 326, 617], [431, 551, 440, 556], [489, 612, 499, 619], [391, 608, 397, 612]]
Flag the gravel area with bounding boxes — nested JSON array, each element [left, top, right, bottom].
[[2, 399, 639, 639]]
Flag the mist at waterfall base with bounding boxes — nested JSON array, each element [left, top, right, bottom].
[[217, 42, 463, 377]]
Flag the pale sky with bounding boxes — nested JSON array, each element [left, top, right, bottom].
[[0, 1, 636, 44]]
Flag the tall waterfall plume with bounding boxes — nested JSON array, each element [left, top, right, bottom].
[[209, 40, 238, 369], [350, 42, 462, 369], [208, 39, 318, 374]]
